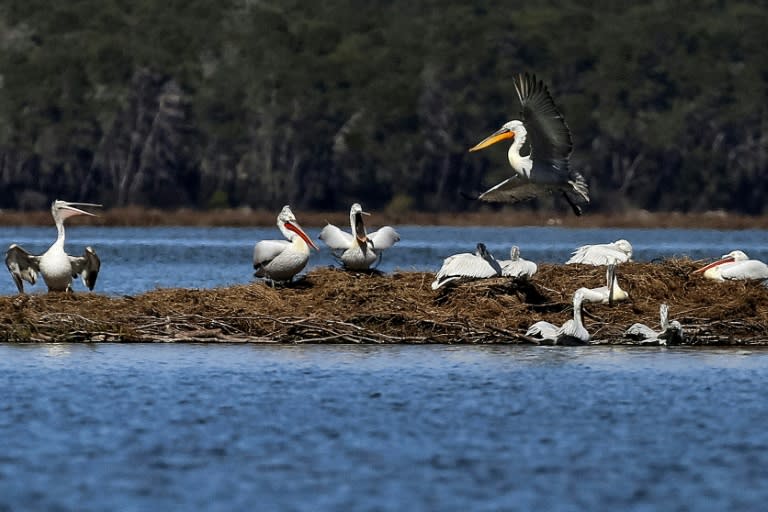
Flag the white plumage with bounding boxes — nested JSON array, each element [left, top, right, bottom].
[[526, 291, 590, 344], [498, 246, 538, 279], [625, 304, 683, 345], [431, 243, 502, 290], [576, 264, 629, 304], [566, 239, 633, 266], [693, 250, 768, 281], [319, 203, 400, 270], [253, 205, 318, 284]]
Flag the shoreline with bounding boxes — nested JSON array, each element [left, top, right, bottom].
[[2, 263, 766, 344]]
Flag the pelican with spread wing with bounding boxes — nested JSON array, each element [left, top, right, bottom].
[[5, 200, 101, 293], [468, 73, 589, 215], [253, 205, 318, 284], [693, 250, 768, 281], [431, 243, 502, 290], [318, 203, 400, 270]]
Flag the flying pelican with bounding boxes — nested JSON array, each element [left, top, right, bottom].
[[467, 73, 589, 215], [566, 239, 633, 266], [253, 205, 318, 284], [625, 304, 684, 346], [498, 246, 537, 279], [576, 264, 629, 305], [693, 250, 768, 281], [431, 243, 502, 290], [526, 290, 590, 344], [5, 200, 101, 293], [318, 203, 400, 270]]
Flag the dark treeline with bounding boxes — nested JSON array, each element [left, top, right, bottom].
[[1, 0, 766, 214]]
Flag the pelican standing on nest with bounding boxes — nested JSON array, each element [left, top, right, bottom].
[[498, 246, 537, 279], [431, 243, 502, 290], [5, 200, 101, 293], [318, 203, 400, 270], [526, 290, 590, 344], [576, 264, 628, 305], [625, 304, 684, 345], [566, 239, 633, 266], [693, 250, 768, 281], [253, 205, 318, 284], [467, 73, 590, 215]]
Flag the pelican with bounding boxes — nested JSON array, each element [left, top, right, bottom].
[[253, 205, 318, 284], [431, 243, 502, 290], [5, 200, 101, 293], [625, 304, 684, 346], [318, 203, 400, 270], [526, 291, 590, 344], [467, 73, 589, 215], [566, 239, 633, 266], [576, 264, 629, 305], [693, 250, 768, 281], [498, 246, 537, 279]]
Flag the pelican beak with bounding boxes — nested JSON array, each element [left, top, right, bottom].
[[693, 255, 736, 274], [285, 221, 319, 251], [354, 211, 369, 244], [59, 202, 102, 219], [469, 127, 514, 152]]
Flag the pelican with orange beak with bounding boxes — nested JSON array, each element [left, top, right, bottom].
[[693, 250, 768, 281], [5, 199, 102, 293], [318, 203, 400, 270], [253, 205, 318, 284], [467, 73, 589, 215]]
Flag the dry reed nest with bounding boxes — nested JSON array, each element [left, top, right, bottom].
[[1, 260, 767, 344]]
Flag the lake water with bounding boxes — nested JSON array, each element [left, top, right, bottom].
[[1, 225, 766, 295], [1, 343, 767, 511]]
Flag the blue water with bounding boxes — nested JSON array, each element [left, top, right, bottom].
[[1, 343, 767, 511], [1, 225, 766, 295]]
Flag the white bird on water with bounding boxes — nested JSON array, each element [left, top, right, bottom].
[[431, 243, 502, 290], [467, 73, 590, 215], [576, 264, 629, 305], [253, 205, 318, 284], [318, 203, 400, 270], [625, 304, 683, 345], [5, 200, 101, 293], [498, 246, 538, 279], [566, 239, 633, 266], [693, 250, 768, 282], [526, 290, 590, 344]]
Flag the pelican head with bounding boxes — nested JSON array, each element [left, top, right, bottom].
[[277, 205, 318, 251], [52, 200, 101, 223], [469, 120, 525, 152], [693, 249, 748, 275], [509, 246, 520, 261], [614, 239, 633, 258], [476, 242, 491, 259], [349, 203, 370, 245]]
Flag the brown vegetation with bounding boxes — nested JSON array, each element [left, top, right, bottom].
[[1, 261, 767, 344]]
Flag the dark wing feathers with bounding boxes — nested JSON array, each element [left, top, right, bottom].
[[514, 73, 572, 171], [477, 176, 542, 203], [69, 246, 101, 290], [5, 244, 40, 293]]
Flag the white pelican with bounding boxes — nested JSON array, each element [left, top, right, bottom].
[[625, 304, 683, 346], [467, 73, 589, 215], [431, 243, 502, 290], [5, 200, 101, 293], [566, 239, 633, 266], [253, 205, 318, 284], [576, 264, 629, 305], [526, 291, 589, 344], [498, 246, 537, 279], [693, 250, 768, 281], [318, 203, 400, 270]]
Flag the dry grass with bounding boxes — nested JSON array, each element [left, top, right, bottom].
[[1, 261, 767, 344]]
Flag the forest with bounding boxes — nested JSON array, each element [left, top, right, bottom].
[[0, 0, 766, 214]]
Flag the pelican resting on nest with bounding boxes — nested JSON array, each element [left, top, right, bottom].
[[5, 200, 101, 293], [467, 73, 590, 215], [566, 239, 633, 266], [576, 264, 629, 305], [253, 205, 318, 284], [498, 246, 538, 279], [319, 203, 400, 270], [625, 304, 684, 345], [693, 250, 768, 281], [526, 290, 590, 345], [431, 243, 502, 290]]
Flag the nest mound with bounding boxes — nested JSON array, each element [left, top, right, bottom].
[[1, 260, 767, 344]]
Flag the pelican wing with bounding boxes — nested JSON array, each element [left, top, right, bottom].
[[368, 226, 400, 250], [515, 73, 572, 174], [501, 259, 538, 279], [566, 245, 630, 266], [69, 246, 101, 290], [625, 323, 658, 341], [5, 244, 41, 293], [432, 253, 499, 289], [526, 320, 558, 340], [253, 240, 290, 266], [318, 224, 354, 250], [718, 260, 768, 281], [477, 175, 543, 203]]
